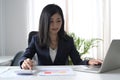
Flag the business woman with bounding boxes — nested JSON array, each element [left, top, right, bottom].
[[19, 4, 102, 70]]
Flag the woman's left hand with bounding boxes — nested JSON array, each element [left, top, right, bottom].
[[88, 59, 103, 65]]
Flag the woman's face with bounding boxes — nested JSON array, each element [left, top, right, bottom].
[[49, 13, 62, 35]]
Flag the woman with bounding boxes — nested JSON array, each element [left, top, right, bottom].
[[19, 4, 102, 70]]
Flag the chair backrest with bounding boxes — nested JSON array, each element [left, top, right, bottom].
[[11, 51, 24, 66], [28, 31, 38, 45]]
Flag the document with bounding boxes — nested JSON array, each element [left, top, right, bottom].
[[0, 66, 75, 78], [0, 67, 10, 74], [0, 68, 35, 78], [38, 67, 75, 76]]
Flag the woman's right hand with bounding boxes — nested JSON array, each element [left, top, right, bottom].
[[21, 58, 34, 70]]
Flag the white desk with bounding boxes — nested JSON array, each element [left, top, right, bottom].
[[0, 66, 120, 80], [0, 56, 13, 66]]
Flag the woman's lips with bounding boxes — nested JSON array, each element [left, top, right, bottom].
[[52, 28, 58, 31]]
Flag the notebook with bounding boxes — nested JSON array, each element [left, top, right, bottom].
[[73, 40, 120, 73]]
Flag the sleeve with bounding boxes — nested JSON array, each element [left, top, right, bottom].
[[19, 36, 36, 67], [69, 38, 89, 65]]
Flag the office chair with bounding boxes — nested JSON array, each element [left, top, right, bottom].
[[11, 51, 24, 66], [28, 31, 38, 45]]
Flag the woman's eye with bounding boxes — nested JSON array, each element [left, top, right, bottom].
[[57, 20, 61, 22], [50, 20, 61, 23]]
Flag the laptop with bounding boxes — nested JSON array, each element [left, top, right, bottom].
[[73, 40, 120, 73]]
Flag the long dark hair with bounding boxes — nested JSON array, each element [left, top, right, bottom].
[[38, 4, 65, 48]]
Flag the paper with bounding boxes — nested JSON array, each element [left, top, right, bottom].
[[0, 67, 75, 78], [0, 67, 10, 74], [0, 68, 35, 78], [38, 67, 75, 76]]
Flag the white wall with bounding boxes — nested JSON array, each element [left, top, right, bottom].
[[0, 0, 6, 56], [0, 0, 29, 56], [0, 0, 3, 56]]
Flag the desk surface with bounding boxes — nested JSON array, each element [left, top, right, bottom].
[[0, 66, 120, 80]]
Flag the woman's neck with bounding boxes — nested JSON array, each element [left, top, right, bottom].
[[50, 34, 58, 41], [50, 34, 58, 49]]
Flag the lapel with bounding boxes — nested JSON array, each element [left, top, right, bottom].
[[54, 38, 63, 64], [43, 47, 53, 64]]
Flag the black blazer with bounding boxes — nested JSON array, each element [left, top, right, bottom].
[[19, 35, 88, 66]]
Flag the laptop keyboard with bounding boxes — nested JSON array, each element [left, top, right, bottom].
[[73, 65, 101, 72], [85, 65, 100, 71]]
